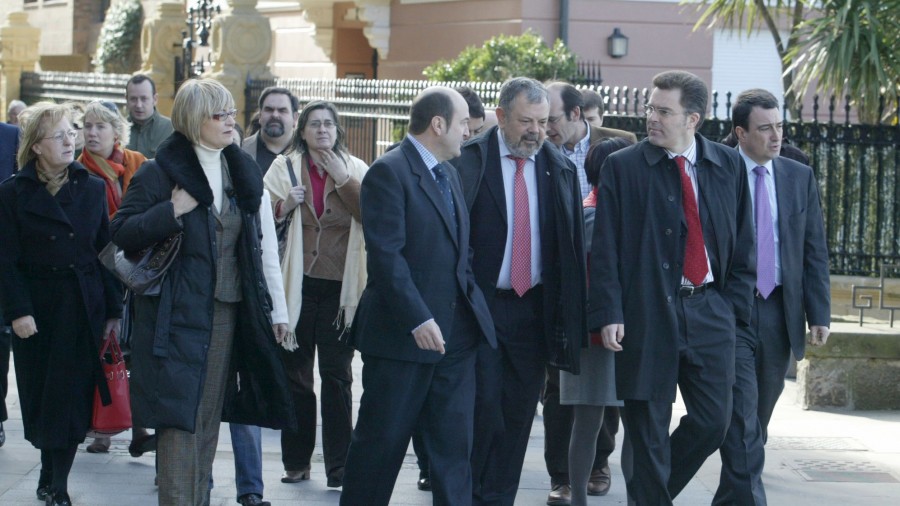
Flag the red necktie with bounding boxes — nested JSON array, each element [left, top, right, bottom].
[[675, 156, 709, 285], [507, 155, 531, 296]]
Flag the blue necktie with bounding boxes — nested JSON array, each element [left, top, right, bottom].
[[432, 165, 456, 223]]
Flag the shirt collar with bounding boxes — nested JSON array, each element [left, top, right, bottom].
[[666, 139, 697, 166], [738, 146, 774, 175], [561, 120, 591, 156], [407, 134, 440, 171]]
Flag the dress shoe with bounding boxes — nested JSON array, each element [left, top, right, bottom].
[[280, 467, 310, 483], [587, 465, 611, 496], [0, 422, 5, 447], [237, 493, 271, 506], [86, 437, 110, 453], [128, 433, 157, 457], [416, 476, 431, 491], [547, 483, 571, 506], [45, 491, 72, 506], [36, 486, 52, 502]]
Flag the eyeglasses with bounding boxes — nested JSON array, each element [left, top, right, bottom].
[[307, 120, 336, 130], [643, 105, 686, 119], [42, 130, 78, 143], [211, 109, 238, 121]]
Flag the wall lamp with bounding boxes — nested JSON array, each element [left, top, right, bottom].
[[607, 28, 629, 58]]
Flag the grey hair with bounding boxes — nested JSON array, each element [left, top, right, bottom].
[[497, 77, 548, 112]]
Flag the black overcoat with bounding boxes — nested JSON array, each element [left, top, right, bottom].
[[110, 132, 295, 432], [0, 161, 122, 448], [588, 135, 756, 401]]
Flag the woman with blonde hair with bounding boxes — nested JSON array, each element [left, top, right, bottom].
[[110, 79, 294, 505], [78, 101, 147, 219], [0, 102, 122, 506], [263, 100, 367, 487]]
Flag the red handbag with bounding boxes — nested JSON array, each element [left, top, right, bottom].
[[88, 333, 132, 437]]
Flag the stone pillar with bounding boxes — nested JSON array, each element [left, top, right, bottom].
[[207, 0, 274, 122], [138, 1, 186, 116], [0, 12, 40, 122]]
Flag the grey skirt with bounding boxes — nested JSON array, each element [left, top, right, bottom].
[[560, 345, 623, 407]]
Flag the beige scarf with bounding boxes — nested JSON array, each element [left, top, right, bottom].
[[263, 152, 368, 351], [36, 160, 69, 196]]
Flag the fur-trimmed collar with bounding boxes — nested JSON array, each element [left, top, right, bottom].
[[154, 132, 262, 212]]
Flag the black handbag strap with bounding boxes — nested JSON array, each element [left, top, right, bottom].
[[285, 156, 297, 186]]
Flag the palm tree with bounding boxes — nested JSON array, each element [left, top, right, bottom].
[[787, 0, 899, 123], [690, 0, 807, 112]]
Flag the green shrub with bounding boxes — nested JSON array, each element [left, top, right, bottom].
[[94, 0, 143, 73], [423, 30, 577, 82]]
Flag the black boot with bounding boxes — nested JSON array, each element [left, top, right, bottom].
[[36, 469, 52, 501], [46, 490, 72, 506]]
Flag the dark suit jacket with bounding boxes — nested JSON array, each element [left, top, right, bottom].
[[350, 137, 495, 363], [589, 134, 756, 400], [453, 127, 587, 373], [0, 123, 18, 181], [770, 156, 830, 359]]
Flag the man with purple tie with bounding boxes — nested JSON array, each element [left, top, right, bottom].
[[714, 88, 831, 506]]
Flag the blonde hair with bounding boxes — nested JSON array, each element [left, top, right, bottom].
[[17, 102, 71, 169], [83, 101, 131, 146], [171, 78, 234, 145]]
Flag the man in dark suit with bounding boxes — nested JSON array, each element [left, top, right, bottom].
[[714, 88, 831, 506], [0, 121, 18, 447], [590, 70, 756, 505], [543, 81, 636, 503], [453, 77, 587, 505], [340, 86, 496, 506]]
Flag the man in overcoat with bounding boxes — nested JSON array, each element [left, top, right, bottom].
[[590, 70, 755, 505]]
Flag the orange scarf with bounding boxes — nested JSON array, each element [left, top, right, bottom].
[[79, 144, 144, 217]]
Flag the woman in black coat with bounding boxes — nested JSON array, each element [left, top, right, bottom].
[[0, 103, 122, 506], [110, 79, 293, 506]]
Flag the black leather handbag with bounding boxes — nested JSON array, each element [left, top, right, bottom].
[[98, 232, 183, 296]]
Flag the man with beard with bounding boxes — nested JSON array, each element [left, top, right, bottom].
[[230, 86, 299, 506], [242, 87, 300, 175], [452, 77, 587, 505]]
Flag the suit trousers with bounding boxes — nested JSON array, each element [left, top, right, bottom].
[[157, 301, 236, 506], [279, 276, 354, 480], [542, 366, 619, 485], [341, 300, 479, 506], [472, 286, 546, 506], [0, 326, 9, 422], [714, 287, 790, 506], [622, 288, 735, 506]]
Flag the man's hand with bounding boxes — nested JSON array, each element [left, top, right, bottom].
[[12, 315, 37, 339], [808, 325, 830, 347], [273, 323, 289, 343], [412, 319, 445, 354], [601, 323, 625, 352]]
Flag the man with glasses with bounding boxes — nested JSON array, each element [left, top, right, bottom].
[[125, 75, 174, 159], [589, 70, 755, 505], [242, 87, 300, 176]]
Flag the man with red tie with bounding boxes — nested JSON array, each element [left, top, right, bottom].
[[453, 77, 587, 505], [589, 70, 756, 505]]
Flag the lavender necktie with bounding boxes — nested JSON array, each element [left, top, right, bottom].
[[754, 165, 776, 298]]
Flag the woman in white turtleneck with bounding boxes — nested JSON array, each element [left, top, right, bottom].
[[110, 79, 295, 506]]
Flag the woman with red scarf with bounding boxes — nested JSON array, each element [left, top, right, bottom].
[[78, 101, 147, 219], [77, 101, 150, 455]]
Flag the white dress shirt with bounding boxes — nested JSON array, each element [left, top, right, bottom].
[[496, 129, 542, 290], [666, 141, 714, 286]]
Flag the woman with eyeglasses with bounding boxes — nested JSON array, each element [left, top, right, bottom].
[[0, 102, 123, 506], [110, 79, 293, 506], [262, 100, 367, 488]]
